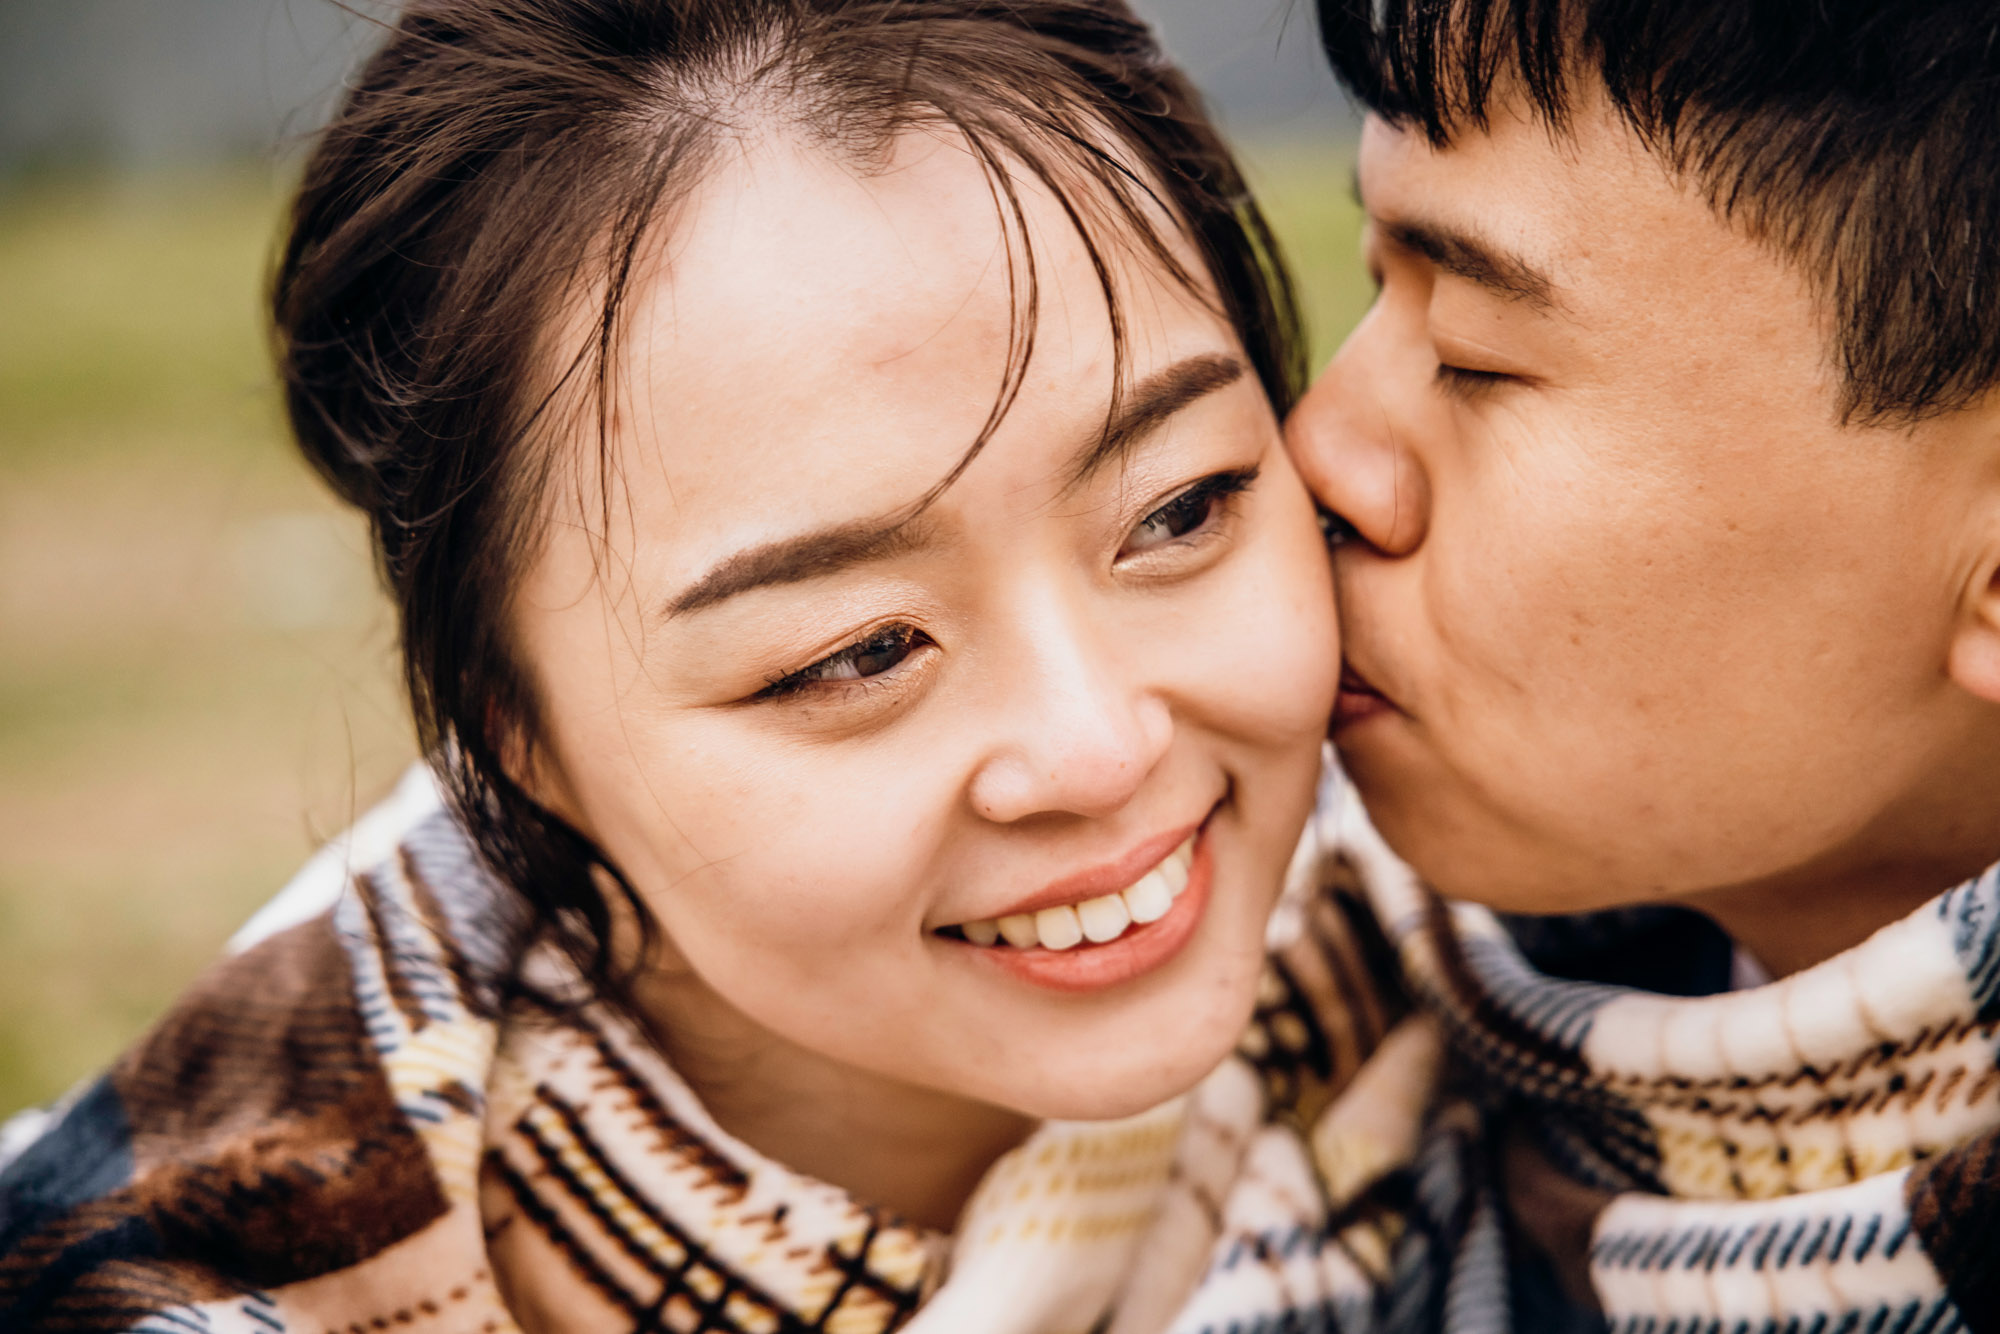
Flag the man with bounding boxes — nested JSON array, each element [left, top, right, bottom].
[[1290, 1, 2000, 1330]]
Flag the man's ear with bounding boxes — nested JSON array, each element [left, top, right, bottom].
[[1950, 562, 2000, 704], [1948, 434, 2000, 705]]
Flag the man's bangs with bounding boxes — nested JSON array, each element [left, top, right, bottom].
[[1318, 0, 2000, 424], [1317, 0, 1582, 144]]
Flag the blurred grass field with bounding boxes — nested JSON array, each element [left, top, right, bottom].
[[0, 146, 1367, 1116]]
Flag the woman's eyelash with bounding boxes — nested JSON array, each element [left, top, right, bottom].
[[1185, 466, 1259, 507], [1132, 467, 1260, 544], [759, 624, 927, 700], [753, 468, 1256, 703]]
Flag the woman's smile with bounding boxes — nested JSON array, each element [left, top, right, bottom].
[[934, 804, 1220, 992], [509, 118, 1337, 1172], [93, 0, 1358, 1315]]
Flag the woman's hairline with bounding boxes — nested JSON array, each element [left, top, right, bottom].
[[494, 105, 1241, 706]]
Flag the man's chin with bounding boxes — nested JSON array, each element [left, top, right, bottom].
[[1340, 757, 1651, 917]]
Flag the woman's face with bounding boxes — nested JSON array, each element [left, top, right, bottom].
[[513, 130, 1337, 1122]]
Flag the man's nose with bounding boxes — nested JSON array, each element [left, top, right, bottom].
[[1284, 335, 1432, 557]]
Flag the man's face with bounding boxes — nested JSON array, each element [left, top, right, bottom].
[[1289, 97, 2000, 918]]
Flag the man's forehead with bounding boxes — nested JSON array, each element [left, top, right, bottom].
[[1354, 149, 1571, 316], [1353, 109, 1685, 320], [1352, 106, 1836, 397]]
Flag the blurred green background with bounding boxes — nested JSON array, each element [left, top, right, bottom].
[[0, 5, 1369, 1118], [0, 171, 414, 1114]]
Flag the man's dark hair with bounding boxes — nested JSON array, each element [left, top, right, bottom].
[[1318, 0, 2000, 423], [274, 0, 1300, 1010]]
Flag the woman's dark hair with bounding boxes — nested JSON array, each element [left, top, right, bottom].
[[1318, 0, 2000, 425], [274, 0, 1304, 1007]]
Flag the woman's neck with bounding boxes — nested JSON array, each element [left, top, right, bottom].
[[627, 967, 1034, 1232]]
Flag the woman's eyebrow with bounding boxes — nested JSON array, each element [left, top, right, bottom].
[[663, 514, 934, 619], [1065, 352, 1247, 486], [664, 352, 1244, 620]]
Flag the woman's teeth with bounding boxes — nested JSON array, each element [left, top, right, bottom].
[[952, 834, 1195, 952]]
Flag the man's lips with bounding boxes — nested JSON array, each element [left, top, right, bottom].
[[1333, 662, 1397, 730]]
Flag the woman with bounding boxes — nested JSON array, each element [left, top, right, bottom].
[[0, 4, 1433, 1331]]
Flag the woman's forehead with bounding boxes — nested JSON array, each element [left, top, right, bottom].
[[637, 132, 1022, 437], [574, 127, 1228, 550]]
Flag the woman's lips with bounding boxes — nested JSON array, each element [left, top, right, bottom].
[[940, 822, 1215, 994], [1332, 663, 1396, 731]]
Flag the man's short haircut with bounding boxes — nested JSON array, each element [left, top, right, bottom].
[[1318, 0, 2000, 424]]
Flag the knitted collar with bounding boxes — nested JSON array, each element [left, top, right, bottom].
[[202, 779, 1436, 1334], [477, 984, 1191, 1334], [1343, 811, 2000, 1331]]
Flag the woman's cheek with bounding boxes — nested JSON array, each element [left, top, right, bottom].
[[637, 754, 942, 963], [1204, 519, 1340, 750]]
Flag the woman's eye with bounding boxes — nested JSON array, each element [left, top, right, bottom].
[[761, 624, 927, 698], [1121, 468, 1258, 559]]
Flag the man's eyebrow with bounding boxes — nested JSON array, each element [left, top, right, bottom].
[[663, 513, 933, 619], [1381, 218, 1560, 312], [1066, 352, 1247, 485]]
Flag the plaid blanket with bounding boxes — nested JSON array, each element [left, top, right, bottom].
[[0, 771, 1473, 1334], [12, 770, 1991, 1334]]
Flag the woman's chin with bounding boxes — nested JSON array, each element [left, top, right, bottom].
[[983, 998, 1259, 1122], [978, 900, 1277, 1120]]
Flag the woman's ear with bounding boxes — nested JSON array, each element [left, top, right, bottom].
[[490, 699, 587, 832]]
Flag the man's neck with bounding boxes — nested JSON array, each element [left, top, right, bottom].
[[1682, 847, 1995, 980]]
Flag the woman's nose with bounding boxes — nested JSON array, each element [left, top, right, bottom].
[[967, 630, 1173, 826], [1284, 334, 1431, 557]]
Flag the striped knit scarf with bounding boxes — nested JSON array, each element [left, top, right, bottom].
[[0, 769, 1468, 1334], [17, 769, 1982, 1334], [1345, 809, 2000, 1334]]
